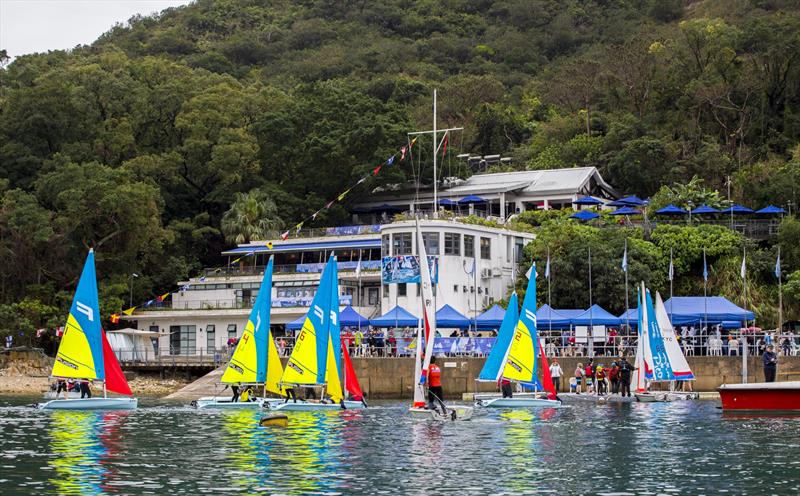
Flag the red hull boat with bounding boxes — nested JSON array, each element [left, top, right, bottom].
[[718, 382, 800, 412]]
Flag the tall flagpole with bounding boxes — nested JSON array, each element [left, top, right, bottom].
[[432, 89, 438, 217], [742, 245, 748, 383], [623, 238, 629, 336], [703, 249, 708, 344], [669, 247, 674, 323], [588, 246, 593, 358], [778, 246, 783, 338], [547, 246, 552, 339]]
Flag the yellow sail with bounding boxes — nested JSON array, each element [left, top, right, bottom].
[[52, 314, 98, 380], [265, 330, 284, 395], [221, 320, 258, 384], [325, 338, 343, 403], [280, 317, 322, 386], [502, 320, 536, 382]]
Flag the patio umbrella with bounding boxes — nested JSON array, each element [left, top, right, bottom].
[[720, 204, 754, 215], [655, 204, 688, 215], [609, 206, 642, 216], [570, 210, 600, 221], [608, 195, 647, 207], [459, 195, 487, 204], [690, 205, 720, 215], [755, 205, 787, 215], [573, 196, 603, 206]]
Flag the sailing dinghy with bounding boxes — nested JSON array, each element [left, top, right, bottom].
[[194, 257, 286, 409], [272, 255, 366, 411], [475, 266, 560, 408], [409, 219, 473, 421], [38, 250, 137, 410], [634, 282, 697, 402]]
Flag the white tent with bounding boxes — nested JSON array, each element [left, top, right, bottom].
[[106, 328, 160, 362]]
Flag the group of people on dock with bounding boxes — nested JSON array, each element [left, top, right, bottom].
[[569, 357, 642, 397]]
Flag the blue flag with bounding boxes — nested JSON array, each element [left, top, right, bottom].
[[775, 252, 781, 279], [544, 255, 550, 279]]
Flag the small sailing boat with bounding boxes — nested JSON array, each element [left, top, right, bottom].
[[409, 219, 473, 420], [194, 256, 285, 409], [634, 282, 697, 402], [272, 255, 366, 411], [475, 265, 560, 408], [38, 250, 137, 410]]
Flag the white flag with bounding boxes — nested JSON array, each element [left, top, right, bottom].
[[355, 252, 362, 278], [740, 252, 746, 280], [525, 265, 533, 279], [668, 250, 674, 281], [545, 255, 550, 279]]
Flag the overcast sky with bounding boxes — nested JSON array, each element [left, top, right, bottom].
[[1, 0, 192, 60]]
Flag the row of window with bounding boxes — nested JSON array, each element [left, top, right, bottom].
[[384, 283, 491, 298], [382, 232, 492, 259]]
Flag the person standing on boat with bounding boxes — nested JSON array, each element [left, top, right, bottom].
[[425, 356, 446, 412], [498, 377, 513, 398], [763, 344, 778, 382], [574, 362, 584, 394], [231, 384, 241, 402], [609, 362, 620, 395], [549, 359, 563, 393], [618, 357, 636, 397], [79, 380, 92, 399], [56, 379, 68, 399]]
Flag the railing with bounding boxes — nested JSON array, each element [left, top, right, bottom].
[[203, 261, 382, 278], [140, 295, 354, 311], [111, 346, 231, 367], [262, 224, 383, 240]]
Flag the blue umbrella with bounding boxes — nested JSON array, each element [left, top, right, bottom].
[[609, 206, 642, 216], [720, 204, 754, 215], [609, 195, 647, 207], [690, 204, 720, 215], [459, 195, 487, 204], [573, 196, 603, 206], [570, 210, 600, 221], [755, 205, 787, 215], [655, 204, 688, 215], [438, 198, 458, 206]]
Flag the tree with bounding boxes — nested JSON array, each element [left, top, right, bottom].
[[221, 190, 283, 245]]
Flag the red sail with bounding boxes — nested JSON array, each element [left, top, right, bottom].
[[538, 339, 557, 400], [102, 330, 133, 396], [342, 340, 364, 400]]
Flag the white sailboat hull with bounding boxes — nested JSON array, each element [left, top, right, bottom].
[[37, 397, 138, 410], [192, 396, 284, 409], [270, 400, 366, 411], [635, 392, 699, 403], [43, 391, 82, 400], [478, 397, 561, 408], [409, 405, 474, 421]]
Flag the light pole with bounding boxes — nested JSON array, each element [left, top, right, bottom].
[[129, 273, 139, 307]]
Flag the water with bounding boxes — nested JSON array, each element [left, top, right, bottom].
[[1, 396, 799, 495]]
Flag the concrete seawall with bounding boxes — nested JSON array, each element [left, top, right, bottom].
[[168, 355, 800, 400]]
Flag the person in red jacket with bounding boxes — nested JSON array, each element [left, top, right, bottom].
[[498, 377, 513, 398], [426, 356, 446, 412]]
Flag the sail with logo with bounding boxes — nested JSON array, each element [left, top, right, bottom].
[[38, 249, 137, 410]]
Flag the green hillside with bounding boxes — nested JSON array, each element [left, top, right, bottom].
[[1, 0, 799, 333]]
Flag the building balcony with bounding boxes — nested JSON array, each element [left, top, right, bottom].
[[138, 295, 356, 312], [202, 261, 382, 278]]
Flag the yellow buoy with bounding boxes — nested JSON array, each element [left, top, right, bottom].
[[259, 414, 289, 427]]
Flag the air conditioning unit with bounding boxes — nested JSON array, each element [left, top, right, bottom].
[[491, 268, 501, 278], [480, 268, 491, 279]]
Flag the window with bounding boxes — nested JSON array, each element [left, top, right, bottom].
[[480, 237, 491, 260], [444, 233, 461, 256], [227, 324, 237, 339], [464, 235, 475, 258], [382, 234, 390, 256], [393, 232, 412, 255], [422, 232, 440, 255], [206, 325, 215, 352], [382, 284, 389, 298], [170, 325, 196, 355], [398, 283, 407, 297], [368, 287, 379, 305], [453, 285, 459, 293]]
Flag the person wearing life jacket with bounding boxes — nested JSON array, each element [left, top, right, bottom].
[[609, 362, 620, 395], [595, 366, 607, 395], [240, 387, 251, 402], [231, 384, 240, 402], [423, 356, 445, 412], [498, 377, 513, 398]]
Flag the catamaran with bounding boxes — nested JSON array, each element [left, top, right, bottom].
[[272, 255, 366, 411], [474, 266, 560, 408], [409, 219, 473, 421], [38, 250, 137, 410], [634, 282, 696, 402], [194, 257, 286, 409]]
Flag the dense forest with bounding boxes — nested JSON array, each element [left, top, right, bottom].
[[1, 0, 800, 338]]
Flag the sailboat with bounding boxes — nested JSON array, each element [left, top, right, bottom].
[[272, 255, 366, 411], [38, 250, 137, 410], [634, 282, 697, 402], [474, 266, 560, 408], [409, 218, 473, 420], [194, 256, 285, 409]]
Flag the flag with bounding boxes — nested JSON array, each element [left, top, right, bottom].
[[325, 200, 334, 209], [232, 257, 242, 264], [56, 327, 64, 337], [525, 264, 533, 280], [356, 176, 367, 185], [544, 255, 550, 280], [295, 222, 303, 234], [311, 211, 319, 220], [144, 299, 155, 307], [441, 133, 449, 160], [36, 328, 45, 338], [372, 164, 382, 176], [621, 241, 628, 272], [702, 251, 708, 282], [156, 292, 169, 302], [266, 241, 273, 249], [337, 188, 352, 201], [199, 276, 206, 282], [387, 155, 395, 166], [775, 252, 781, 279], [355, 252, 362, 279], [740, 252, 746, 280], [110, 314, 120, 324], [122, 307, 136, 316], [668, 253, 674, 282], [280, 230, 289, 241], [409, 136, 418, 148], [400, 146, 407, 161]]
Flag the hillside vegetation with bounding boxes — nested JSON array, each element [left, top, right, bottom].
[[1, 0, 799, 333]]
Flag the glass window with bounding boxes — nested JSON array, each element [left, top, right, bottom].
[[393, 232, 412, 255], [368, 287, 379, 305], [227, 324, 237, 339], [382, 234, 390, 257], [480, 237, 491, 260], [382, 284, 389, 298], [398, 283, 407, 297], [422, 232, 440, 255], [170, 325, 196, 355], [464, 235, 475, 258], [444, 232, 461, 255], [206, 325, 215, 352]]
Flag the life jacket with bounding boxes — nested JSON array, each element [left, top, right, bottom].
[[609, 367, 619, 380], [428, 364, 442, 387], [585, 365, 593, 377], [596, 369, 605, 379], [240, 389, 250, 402]]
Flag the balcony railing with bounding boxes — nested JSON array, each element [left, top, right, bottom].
[[203, 261, 382, 278], [138, 295, 355, 311]]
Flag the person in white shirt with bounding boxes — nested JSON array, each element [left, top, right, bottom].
[[549, 359, 564, 393]]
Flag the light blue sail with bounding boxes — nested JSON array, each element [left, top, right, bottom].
[[518, 269, 540, 387], [478, 292, 519, 381], [313, 256, 336, 383], [252, 256, 274, 383], [644, 288, 675, 381], [327, 258, 342, 379]]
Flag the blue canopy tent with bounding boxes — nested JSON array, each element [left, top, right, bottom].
[[655, 204, 688, 215], [286, 314, 306, 331], [473, 304, 505, 330], [459, 195, 487, 204], [438, 198, 459, 206], [369, 306, 419, 327], [609, 206, 642, 216], [435, 304, 471, 329], [570, 210, 600, 221], [340, 305, 369, 328], [536, 304, 576, 328], [573, 196, 604, 206], [721, 204, 754, 215], [608, 196, 647, 207], [691, 204, 720, 215], [662, 296, 754, 325], [755, 205, 787, 215], [570, 305, 621, 326], [618, 308, 639, 326]]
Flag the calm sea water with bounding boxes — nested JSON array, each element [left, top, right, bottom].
[[1, 395, 799, 495]]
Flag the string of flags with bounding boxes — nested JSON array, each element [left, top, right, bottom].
[[108, 137, 418, 323]]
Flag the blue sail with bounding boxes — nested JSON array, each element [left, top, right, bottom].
[[253, 257, 274, 383], [644, 288, 675, 381], [502, 266, 539, 386], [478, 292, 519, 381], [327, 258, 342, 379]]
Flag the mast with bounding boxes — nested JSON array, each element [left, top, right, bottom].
[[778, 246, 783, 340], [433, 89, 437, 216], [742, 245, 747, 384], [624, 238, 629, 338], [588, 246, 593, 357]]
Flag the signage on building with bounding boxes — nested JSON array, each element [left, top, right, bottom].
[[381, 256, 438, 284]]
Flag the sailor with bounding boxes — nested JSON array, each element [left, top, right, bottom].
[[425, 356, 445, 412], [79, 380, 92, 399], [549, 359, 563, 393], [595, 366, 606, 395], [617, 357, 635, 397], [56, 379, 68, 399], [231, 384, 240, 402], [498, 377, 513, 398], [763, 344, 778, 382]]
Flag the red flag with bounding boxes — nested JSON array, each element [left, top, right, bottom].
[[280, 230, 289, 241], [372, 164, 382, 176], [156, 292, 169, 302], [400, 146, 407, 161], [441, 134, 448, 160]]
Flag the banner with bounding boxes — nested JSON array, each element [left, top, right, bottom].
[[325, 225, 381, 236], [296, 260, 381, 273], [272, 295, 352, 308], [381, 256, 438, 284], [394, 337, 496, 356]]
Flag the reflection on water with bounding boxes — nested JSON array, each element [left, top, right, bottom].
[[0, 398, 799, 494]]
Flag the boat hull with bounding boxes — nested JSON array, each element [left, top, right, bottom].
[[718, 382, 800, 412], [270, 400, 366, 411], [43, 391, 82, 400], [478, 397, 561, 408], [38, 397, 138, 410], [192, 396, 283, 409], [409, 405, 474, 421], [472, 392, 540, 402]]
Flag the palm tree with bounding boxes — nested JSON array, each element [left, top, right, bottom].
[[221, 190, 283, 245]]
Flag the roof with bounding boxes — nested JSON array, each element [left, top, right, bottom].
[[223, 238, 380, 255], [369, 306, 419, 327], [435, 304, 471, 328], [473, 304, 506, 329], [620, 296, 754, 326], [536, 304, 575, 328], [340, 305, 369, 327], [570, 304, 621, 326]]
